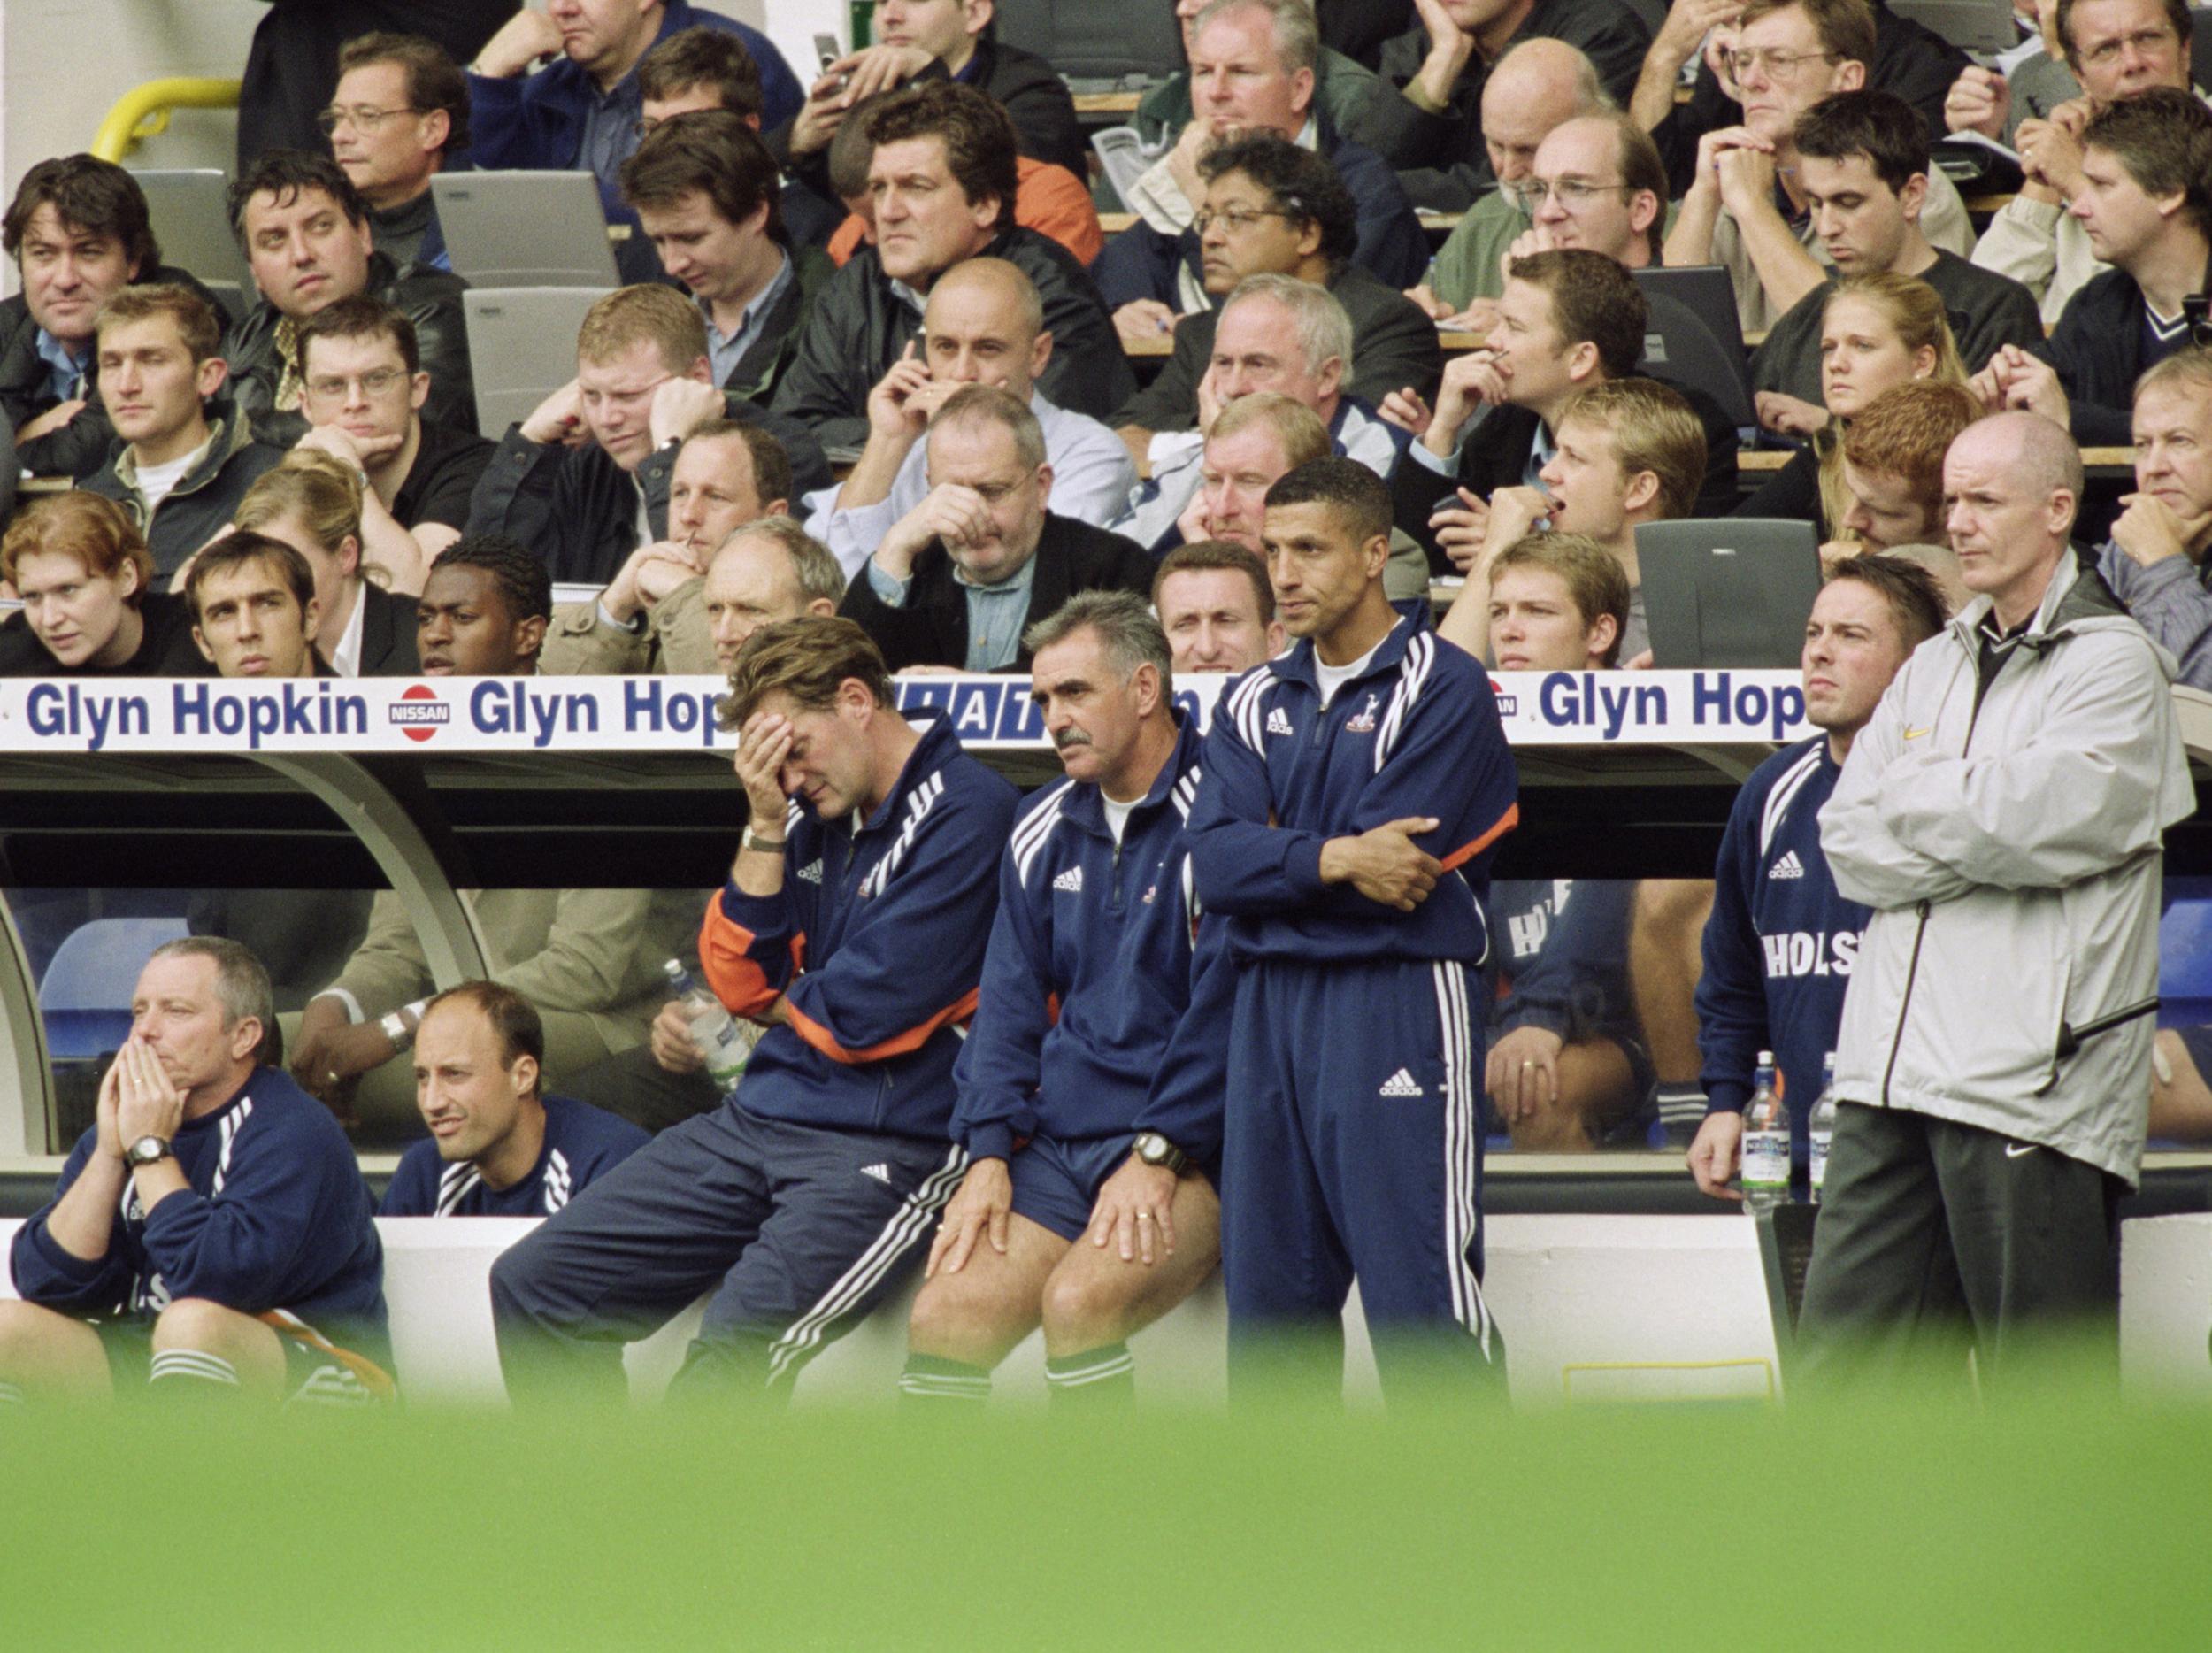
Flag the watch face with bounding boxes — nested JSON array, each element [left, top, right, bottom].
[[127, 1136, 167, 1165]]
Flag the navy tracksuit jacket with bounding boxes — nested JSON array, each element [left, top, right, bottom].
[[13, 1065, 388, 1365], [1696, 736, 1867, 1157], [953, 717, 1229, 1174], [380, 1094, 649, 1219], [1187, 618, 1520, 1384]]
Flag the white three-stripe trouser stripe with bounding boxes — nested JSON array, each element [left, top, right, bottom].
[[1432, 961, 1494, 1361], [765, 1146, 969, 1385]]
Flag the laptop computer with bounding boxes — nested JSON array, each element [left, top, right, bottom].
[[1637, 518, 1824, 669], [430, 172, 621, 288], [1633, 268, 1756, 435]]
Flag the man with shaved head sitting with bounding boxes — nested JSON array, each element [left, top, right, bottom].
[[1800, 410, 2192, 1389]]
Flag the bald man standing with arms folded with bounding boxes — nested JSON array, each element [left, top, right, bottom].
[[1802, 411, 2192, 1389]]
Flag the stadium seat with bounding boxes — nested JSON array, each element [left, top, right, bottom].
[[460, 286, 610, 441], [429, 172, 621, 288], [126, 168, 252, 323], [37, 916, 190, 1059], [2158, 896, 2212, 1026], [992, 0, 1181, 85]]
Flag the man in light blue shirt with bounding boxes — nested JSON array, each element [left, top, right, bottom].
[[803, 258, 1135, 580]]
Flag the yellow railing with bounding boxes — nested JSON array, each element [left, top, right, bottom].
[[90, 77, 241, 163]]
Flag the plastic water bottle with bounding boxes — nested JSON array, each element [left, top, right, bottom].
[[664, 959, 755, 1096], [1740, 1052, 1790, 1212], [1809, 1052, 1839, 1204]]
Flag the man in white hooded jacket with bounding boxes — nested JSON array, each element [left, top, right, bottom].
[[1804, 411, 2193, 1387]]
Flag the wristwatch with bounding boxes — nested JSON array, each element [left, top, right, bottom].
[[741, 826, 786, 854], [125, 1135, 173, 1169], [380, 1010, 414, 1051], [1131, 1131, 1188, 1175]]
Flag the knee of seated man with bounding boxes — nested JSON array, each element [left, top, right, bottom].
[[908, 1265, 1027, 1351], [1041, 1257, 1137, 1346], [1632, 878, 1713, 933], [0, 1297, 73, 1351], [150, 1295, 254, 1351]]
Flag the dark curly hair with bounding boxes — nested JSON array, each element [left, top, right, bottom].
[[430, 534, 553, 626], [1197, 132, 1357, 269]]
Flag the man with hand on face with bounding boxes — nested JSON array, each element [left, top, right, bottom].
[[489, 618, 1019, 1401], [221, 150, 472, 448], [1972, 0, 2203, 324], [1974, 88, 2212, 445], [1390, 253, 1732, 581], [1139, 0, 1385, 156], [841, 386, 1154, 673], [1190, 457, 1520, 1395], [0, 493, 207, 679], [780, 0, 1082, 181], [1154, 537, 1287, 674], [81, 285, 285, 578], [468, 0, 802, 281], [0, 155, 221, 481], [1686, 554, 1947, 1201], [1749, 92, 2042, 420], [1173, 392, 1330, 556], [380, 982, 648, 1218], [557, 522, 846, 1136], [185, 532, 327, 680], [326, 33, 470, 273], [1409, 40, 1613, 324], [293, 296, 494, 571], [620, 111, 833, 411], [2094, 350, 2212, 689], [1098, 0, 1425, 320], [772, 81, 1133, 447], [467, 282, 826, 585], [540, 418, 795, 671], [810, 258, 1135, 580], [289, 536, 698, 1137], [0, 938, 388, 1405], [901, 594, 1228, 1408], [1351, 0, 1652, 211], [1663, 0, 1973, 335]]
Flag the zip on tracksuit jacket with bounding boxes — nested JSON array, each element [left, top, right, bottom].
[[700, 711, 1021, 1142], [1819, 557, 2193, 1183], [12, 1066, 387, 1348], [1696, 736, 1869, 1149], [951, 718, 1231, 1170], [1187, 617, 1520, 965]]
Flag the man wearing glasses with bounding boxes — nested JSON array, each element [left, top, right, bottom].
[[293, 296, 494, 559], [467, 282, 828, 585], [1112, 133, 1442, 446], [220, 150, 474, 449], [1663, 0, 1973, 334], [325, 33, 471, 273]]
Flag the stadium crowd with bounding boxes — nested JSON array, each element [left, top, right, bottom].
[[0, 0, 2207, 1403]]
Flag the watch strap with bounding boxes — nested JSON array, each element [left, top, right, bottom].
[[741, 825, 787, 854], [126, 1135, 173, 1168]]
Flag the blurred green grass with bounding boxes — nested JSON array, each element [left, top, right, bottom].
[[5, 1379, 2211, 1650]]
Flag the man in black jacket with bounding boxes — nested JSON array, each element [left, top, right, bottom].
[[467, 282, 827, 585], [1975, 88, 2212, 445], [1348, 0, 1653, 210], [785, 0, 1086, 179], [841, 386, 1154, 671], [80, 285, 285, 576], [0, 155, 221, 481], [221, 151, 474, 449], [771, 81, 1133, 449]]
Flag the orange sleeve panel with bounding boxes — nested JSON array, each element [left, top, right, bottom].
[[699, 897, 787, 1018], [1015, 158, 1103, 266], [1440, 803, 1519, 873], [784, 986, 982, 1067]]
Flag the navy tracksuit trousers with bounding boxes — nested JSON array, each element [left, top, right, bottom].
[[1222, 955, 1501, 1395]]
